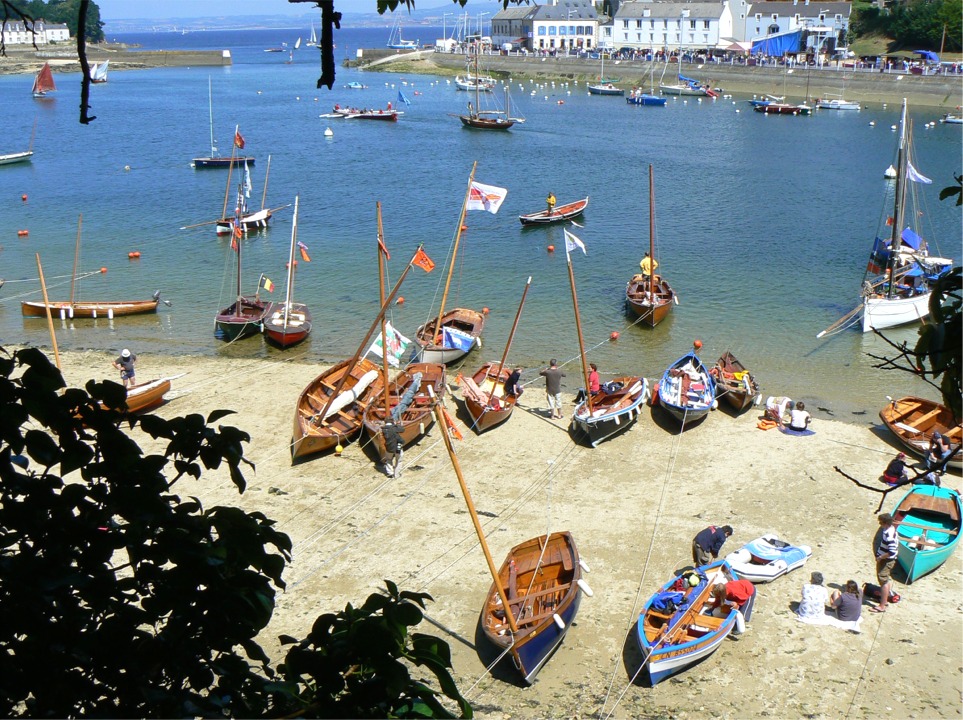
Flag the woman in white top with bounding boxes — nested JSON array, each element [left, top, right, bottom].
[[797, 571, 829, 619]]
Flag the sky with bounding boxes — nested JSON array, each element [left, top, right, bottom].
[[95, 0, 464, 20]]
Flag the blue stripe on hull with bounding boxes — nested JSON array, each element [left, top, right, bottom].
[[513, 592, 582, 684]]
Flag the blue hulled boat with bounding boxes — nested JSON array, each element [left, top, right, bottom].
[[656, 344, 716, 426], [892, 485, 962, 583]]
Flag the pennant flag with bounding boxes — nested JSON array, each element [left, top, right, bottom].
[[866, 237, 890, 274], [261, 276, 275, 293], [885, 216, 894, 227], [234, 129, 245, 149], [398, 90, 411, 107], [444, 407, 464, 440], [378, 236, 391, 260], [564, 228, 587, 256], [366, 321, 411, 367], [467, 180, 508, 214], [412, 246, 435, 273], [243, 160, 252, 199], [442, 326, 475, 352], [297, 240, 311, 262], [906, 162, 932, 184]]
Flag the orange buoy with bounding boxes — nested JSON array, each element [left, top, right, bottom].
[[21, 194, 27, 202], [396, 296, 405, 305], [547, 245, 555, 252], [693, 339, 703, 350], [461, 225, 468, 231], [557, 100, 565, 105], [100, 267, 107, 274], [482, 307, 490, 315], [286, 260, 298, 268], [127, 251, 141, 259], [610, 331, 620, 341], [17, 230, 28, 237]]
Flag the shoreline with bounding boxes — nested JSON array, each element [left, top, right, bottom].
[[0, 44, 231, 75], [38, 346, 961, 718]]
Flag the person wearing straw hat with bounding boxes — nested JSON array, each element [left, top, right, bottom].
[[112, 349, 137, 388]]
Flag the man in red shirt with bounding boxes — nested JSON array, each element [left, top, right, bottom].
[[710, 579, 755, 635]]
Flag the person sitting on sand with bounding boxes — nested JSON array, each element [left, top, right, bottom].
[[882, 452, 909, 485], [765, 396, 793, 425], [788, 401, 811, 431], [796, 571, 829, 619], [830, 580, 862, 623]]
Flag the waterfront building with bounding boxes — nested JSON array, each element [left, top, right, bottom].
[[491, 0, 599, 54], [1, 19, 70, 46]]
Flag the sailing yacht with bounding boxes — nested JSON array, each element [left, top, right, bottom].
[[192, 78, 255, 168]]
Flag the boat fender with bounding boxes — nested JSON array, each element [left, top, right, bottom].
[[711, 399, 718, 410], [60, 308, 67, 320], [578, 558, 591, 573], [107, 308, 114, 319], [418, 422, 425, 435], [92, 309, 97, 318], [576, 579, 594, 597], [553, 613, 566, 629], [476, 337, 481, 349], [17, 230, 28, 237]]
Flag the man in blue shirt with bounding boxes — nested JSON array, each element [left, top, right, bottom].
[[692, 525, 733, 567]]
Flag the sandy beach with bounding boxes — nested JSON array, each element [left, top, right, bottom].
[[38, 347, 962, 718]]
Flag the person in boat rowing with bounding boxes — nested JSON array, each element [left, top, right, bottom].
[[546, 192, 556, 216], [112, 349, 137, 388], [639, 252, 658, 276], [382, 420, 403, 478]]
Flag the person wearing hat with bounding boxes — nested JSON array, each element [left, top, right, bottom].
[[112, 349, 137, 388], [925, 432, 953, 473], [882, 452, 909, 485]]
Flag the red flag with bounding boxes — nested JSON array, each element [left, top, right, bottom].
[[885, 216, 894, 226], [412, 246, 434, 273], [297, 241, 311, 262], [231, 235, 238, 251], [378, 237, 391, 260], [234, 129, 245, 149]]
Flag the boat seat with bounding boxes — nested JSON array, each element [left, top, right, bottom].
[[894, 422, 923, 435], [913, 408, 943, 428], [892, 401, 923, 421], [903, 495, 960, 522], [512, 546, 574, 575]]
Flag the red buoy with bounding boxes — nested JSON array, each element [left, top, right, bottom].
[[127, 251, 141, 259], [482, 307, 490, 315], [17, 230, 28, 237], [693, 339, 703, 350], [21, 194, 27, 202], [461, 225, 468, 231], [547, 245, 555, 252], [100, 267, 107, 274], [610, 331, 620, 341], [396, 296, 405, 305]]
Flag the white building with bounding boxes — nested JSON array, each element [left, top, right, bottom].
[[612, 2, 729, 52], [492, 0, 599, 53], [743, 1, 851, 51], [1, 20, 70, 46]]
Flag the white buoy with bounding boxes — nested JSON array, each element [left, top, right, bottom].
[[107, 308, 114, 319], [324, 127, 333, 138], [891, 125, 897, 131], [579, 558, 591, 573], [577, 579, 594, 597], [553, 614, 566, 630], [869, 121, 876, 126], [60, 308, 66, 320]]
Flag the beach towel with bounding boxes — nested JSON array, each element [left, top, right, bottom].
[[795, 610, 862, 633], [780, 426, 815, 437]]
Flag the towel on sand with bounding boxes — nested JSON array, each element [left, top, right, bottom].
[[795, 610, 861, 633], [781, 426, 815, 437]]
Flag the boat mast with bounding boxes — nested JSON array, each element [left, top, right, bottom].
[[886, 99, 909, 300], [473, 40, 480, 118], [234, 184, 244, 314], [488, 276, 532, 401], [35, 253, 61, 369], [260, 154, 272, 210], [220, 125, 238, 218], [648, 164, 656, 302], [315, 248, 420, 422], [434, 161, 477, 344], [377, 201, 392, 418], [283, 195, 299, 328], [207, 76, 215, 157], [69, 214, 81, 307], [566, 247, 594, 415], [430, 392, 520, 635]]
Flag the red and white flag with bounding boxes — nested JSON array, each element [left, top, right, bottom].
[[234, 129, 245, 149], [467, 180, 507, 214]]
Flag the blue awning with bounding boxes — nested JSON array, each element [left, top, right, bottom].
[[914, 50, 939, 63], [900, 227, 923, 250], [750, 30, 802, 56]]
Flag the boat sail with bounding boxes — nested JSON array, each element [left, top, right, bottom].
[[90, 59, 109, 84], [430, 393, 588, 684], [262, 196, 312, 348], [192, 78, 256, 168], [860, 99, 953, 332], [566, 228, 649, 447], [31, 62, 56, 99], [307, 23, 318, 47], [625, 164, 677, 327]]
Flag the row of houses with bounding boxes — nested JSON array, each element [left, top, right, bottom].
[[490, 0, 851, 54], [2, 20, 71, 46]]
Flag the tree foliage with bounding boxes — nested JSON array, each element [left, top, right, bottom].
[[5, 0, 104, 43], [0, 347, 470, 718], [851, 0, 962, 52]]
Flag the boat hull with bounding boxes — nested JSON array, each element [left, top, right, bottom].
[[292, 358, 385, 460], [627, 94, 667, 106], [192, 156, 256, 169], [413, 308, 485, 365], [21, 299, 159, 318], [362, 362, 446, 461], [879, 397, 961, 470], [659, 84, 707, 96], [588, 84, 624, 96], [657, 352, 716, 426], [459, 115, 513, 130], [711, 351, 760, 412], [263, 302, 312, 348], [637, 560, 739, 686], [120, 377, 172, 414], [861, 291, 931, 332], [753, 103, 812, 115], [461, 362, 517, 433], [625, 274, 675, 327], [215, 208, 273, 235], [572, 376, 649, 447], [519, 197, 589, 225], [214, 297, 271, 341], [0, 150, 34, 166], [892, 486, 962, 583], [481, 532, 582, 684]]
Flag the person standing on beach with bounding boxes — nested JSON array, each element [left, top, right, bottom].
[[872, 513, 898, 613], [112, 349, 137, 388], [382, 420, 403, 478], [540, 359, 565, 419], [692, 525, 733, 567]]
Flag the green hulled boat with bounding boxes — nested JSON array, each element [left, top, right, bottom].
[[892, 485, 962, 584]]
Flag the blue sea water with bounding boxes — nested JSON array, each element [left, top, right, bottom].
[[0, 26, 960, 419]]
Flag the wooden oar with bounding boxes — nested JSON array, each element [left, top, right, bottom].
[[817, 304, 862, 338]]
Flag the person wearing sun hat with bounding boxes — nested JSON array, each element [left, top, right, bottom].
[[112, 348, 137, 388]]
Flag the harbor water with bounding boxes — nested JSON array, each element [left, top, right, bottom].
[[0, 27, 960, 421]]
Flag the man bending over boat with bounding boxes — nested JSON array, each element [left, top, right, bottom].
[[709, 579, 755, 636], [112, 349, 137, 388]]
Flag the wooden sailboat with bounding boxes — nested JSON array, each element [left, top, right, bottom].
[[458, 43, 515, 130], [431, 396, 586, 684], [879, 396, 961, 470], [567, 230, 649, 447], [292, 246, 426, 461], [412, 164, 486, 364], [90, 59, 109, 84], [99, 375, 180, 414], [192, 78, 255, 168], [460, 277, 532, 433], [710, 351, 761, 412], [21, 215, 161, 318], [31, 62, 56, 99], [263, 196, 312, 348], [362, 202, 445, 462], [625, 164, 676, 327], [213, 190, 273, 341], [213, 146, 278, 235], [656, 342, 716, 426], [891, 485, 962, 583]]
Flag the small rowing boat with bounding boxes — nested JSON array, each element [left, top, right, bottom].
[[710, 351, 761, 412], [518, 197, 589, 226], [891, 485, 962, 583], [656, 343, 716, 426], [879, 396, 961, 470]]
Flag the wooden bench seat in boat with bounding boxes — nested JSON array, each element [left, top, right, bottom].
[[512, 545, 574, 575], [900, 495, 961, 522]]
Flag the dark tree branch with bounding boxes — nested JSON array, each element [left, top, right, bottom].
[[77, 0, 95, 124]]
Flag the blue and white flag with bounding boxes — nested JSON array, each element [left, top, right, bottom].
[[243, 160, 253, 198], [442, 326, 475, 352], [906, 162, 931, 184], [366, 321, 411, 367], [564, 228, 587, 257], [398, 90, 411, 107]]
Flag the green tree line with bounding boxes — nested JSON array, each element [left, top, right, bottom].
[[851, 0, 962, 53], [8, 0, 104, 43]]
